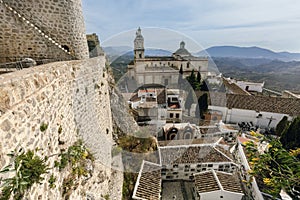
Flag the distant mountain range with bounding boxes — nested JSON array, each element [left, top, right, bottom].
[[104, 45, 300, 61], [197, 46, 300, 61], [103, 46, 172, 57], [105, 45, 300, 91]]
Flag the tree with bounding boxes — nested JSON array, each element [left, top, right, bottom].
[[276, 116, 289, 137], [186, 69, 195, 87], [178, 65, 183, 88], [197, 71, 201, 83], [198, 93, 209, 119], [200, 80, 209, 91], [280, 117, 300, 150], [186, 69, 201, 90]]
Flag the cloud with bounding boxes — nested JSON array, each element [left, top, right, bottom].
[[82, 0, 300, 52]]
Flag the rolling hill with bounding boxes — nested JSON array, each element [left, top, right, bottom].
[[197, 46, 300, 61]]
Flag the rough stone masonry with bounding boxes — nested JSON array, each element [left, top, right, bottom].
[[0, 56, 123, 200]]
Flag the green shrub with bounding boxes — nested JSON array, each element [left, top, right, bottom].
[[104, 194, 110, 200], [0, 150, 49, 200], [40, 123, 48, 132], [48, 174, 56, 189], [56, 140, 95, 198], [58, 125, 63, 134]]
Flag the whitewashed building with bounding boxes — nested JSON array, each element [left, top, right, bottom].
[[209, 93, 300, 128], [159, 144, 237, 181], [193, 170, 244, 200], [236, 80, 264, 93], [132, 141, 244, 200]]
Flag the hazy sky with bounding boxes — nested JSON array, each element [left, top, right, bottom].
[[82, 0, 300, 53]]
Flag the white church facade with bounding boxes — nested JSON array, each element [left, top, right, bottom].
[[127, 27, 209, 88]]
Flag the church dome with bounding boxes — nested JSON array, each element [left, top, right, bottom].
[[173, 41, 192, 57]]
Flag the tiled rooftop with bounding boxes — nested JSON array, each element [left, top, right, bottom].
[[158, 138, 219, 147], [194, 170, 220, 193], [194, 170, 243, 194], [217, 171, 243, 193], [159, 145, 232, 165], [200, 127, 220, 134], [210, 93, 300, 116], [214, 145, 234, 160], [133, 161, 162, 200], [222, 77, 251, 95]]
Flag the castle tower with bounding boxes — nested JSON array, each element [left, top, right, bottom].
[[134, 27, 145, 60], [0, 0, 89, 63]]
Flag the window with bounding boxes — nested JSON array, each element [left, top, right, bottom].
[[187, 62, 190, 68], [176, 113, 180, 118], [139, 53, 142, 58], [171, 97, 178, 102], [164, 79, 168, 85], [170, 113, 174, 118]]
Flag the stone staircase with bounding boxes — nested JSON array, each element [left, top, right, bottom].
[[0, 0, 74, 58]]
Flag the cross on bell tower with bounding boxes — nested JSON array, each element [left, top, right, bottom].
[[134, 27, 145, 60]]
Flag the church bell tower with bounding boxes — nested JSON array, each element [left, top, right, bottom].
[[134, 27, 145, 60]]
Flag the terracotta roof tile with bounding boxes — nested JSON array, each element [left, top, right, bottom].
[[222, 78, 251, 95], [159, 145, 232, 165], [133, 161, 162, 200], [194, 170, 243, 194], [210, 93, 300, 116]]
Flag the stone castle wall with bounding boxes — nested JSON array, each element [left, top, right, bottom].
[[0, 56, 122, 200], [0, 0, 89, 63]]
